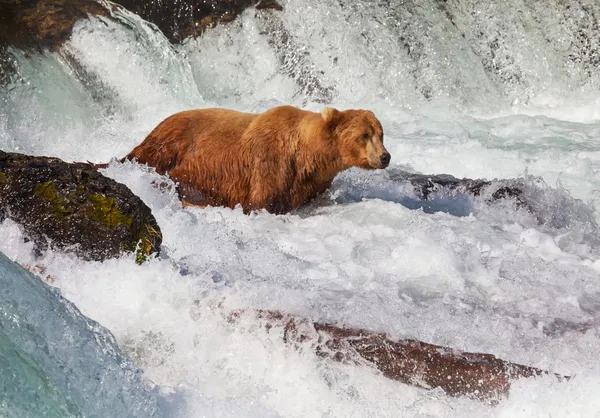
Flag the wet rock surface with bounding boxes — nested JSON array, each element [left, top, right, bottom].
[[0, 0, 283, 51], [112, 0, 283, 43], [0, 0, 108, 51], [0, 150, 162, 262], [230, 309, 567, 402], [389, 170, 530, 209]]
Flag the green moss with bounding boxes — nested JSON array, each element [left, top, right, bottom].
[[133, 224, 162, 265], [66, 184, 86, 201], [34, 181, 160, 264], [86, 194, 132, 229], [35, 181, 58, 201], [0, 170, 7, 185], [135, 237, 152, 264], [34, 181, 73, 216]]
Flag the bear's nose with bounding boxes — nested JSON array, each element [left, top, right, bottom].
[[380, 152, 391, 166]]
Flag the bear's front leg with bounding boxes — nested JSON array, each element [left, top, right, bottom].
[[248, 182, 287, 214], [248, 158, 292, 214]]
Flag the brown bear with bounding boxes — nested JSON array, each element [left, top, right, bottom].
[[125, 105, 390, 214]]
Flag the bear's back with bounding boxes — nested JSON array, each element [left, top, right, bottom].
[[187, 108, 257, 141], [127, 108, 258, 174], [126, 105, 344, 213]]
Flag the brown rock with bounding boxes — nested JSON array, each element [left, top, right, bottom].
[[230, 309, 568, 402], [111, 0, 283, 43], [0, 0, 107, 51], [0, 0, 283, 52]]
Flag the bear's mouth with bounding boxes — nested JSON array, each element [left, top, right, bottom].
[[365, 160, 388, 170], [362, 160, 379, 170]]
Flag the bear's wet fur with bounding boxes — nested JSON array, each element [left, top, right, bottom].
[[126, 105, 390, 214]]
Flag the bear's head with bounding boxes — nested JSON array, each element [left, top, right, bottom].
[[322, 107, 390, 170]]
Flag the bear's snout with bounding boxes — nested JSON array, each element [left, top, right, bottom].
[[380, 152, 391, 167]]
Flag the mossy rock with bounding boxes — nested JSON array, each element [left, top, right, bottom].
[[0, 150, 162, 263]]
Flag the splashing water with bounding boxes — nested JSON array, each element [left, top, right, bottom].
[[1, 0, 600, 416]]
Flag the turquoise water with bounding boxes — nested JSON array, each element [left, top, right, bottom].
[[0, 330, 81, 417], [0, 252, 162, 417]]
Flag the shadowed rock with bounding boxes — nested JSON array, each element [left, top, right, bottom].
[[305, 169, 537, 219], [255, 11, 335, 104], [0, 45, 19, 86], [0, 0, 108, 51], [388, 169, 598, 230], [542, 317, 598, 337], [0, 0, 283, 52], [0, 150, 161, 263], [389, 170, 530, 209], [230, 309, 568, 402], [113, 0, 283, 43]]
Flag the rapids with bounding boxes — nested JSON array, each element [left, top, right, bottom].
[[1, 0, 600, 416]]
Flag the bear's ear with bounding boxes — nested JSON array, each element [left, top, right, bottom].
[[321, 107, 342, 129]]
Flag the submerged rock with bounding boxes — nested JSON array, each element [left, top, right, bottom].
[[389, 170, 530, 209], [390, 170, 598, 230], [0, 150, 162, 262], [0, 45, 19, 86], [231, 309, 568, 402]]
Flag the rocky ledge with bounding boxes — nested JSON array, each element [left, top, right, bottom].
[[0, 0, 283, 51]]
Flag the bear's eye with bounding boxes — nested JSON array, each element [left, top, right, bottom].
[[362, 133, 370, 141]]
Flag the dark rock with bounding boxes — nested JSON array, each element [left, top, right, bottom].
[[0, 0, 283, 51], [112, 0, 284, 43], [542, 318, 598, 337], [0, 0, 284, 87], [256, 12, 335, 104], [0, 0, 108, 51], [389, 170, 531, 210], [0, 150, 162, 263], [0, 45, 19, 86]]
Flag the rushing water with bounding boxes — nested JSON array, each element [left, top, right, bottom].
[[2, 0, 600, 416], [0, 252, 163, 417]]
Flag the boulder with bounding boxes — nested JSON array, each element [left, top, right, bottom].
[[0, 150, 162, 263], [0, 45, 18, 86], [0, 0, 284, 87]]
